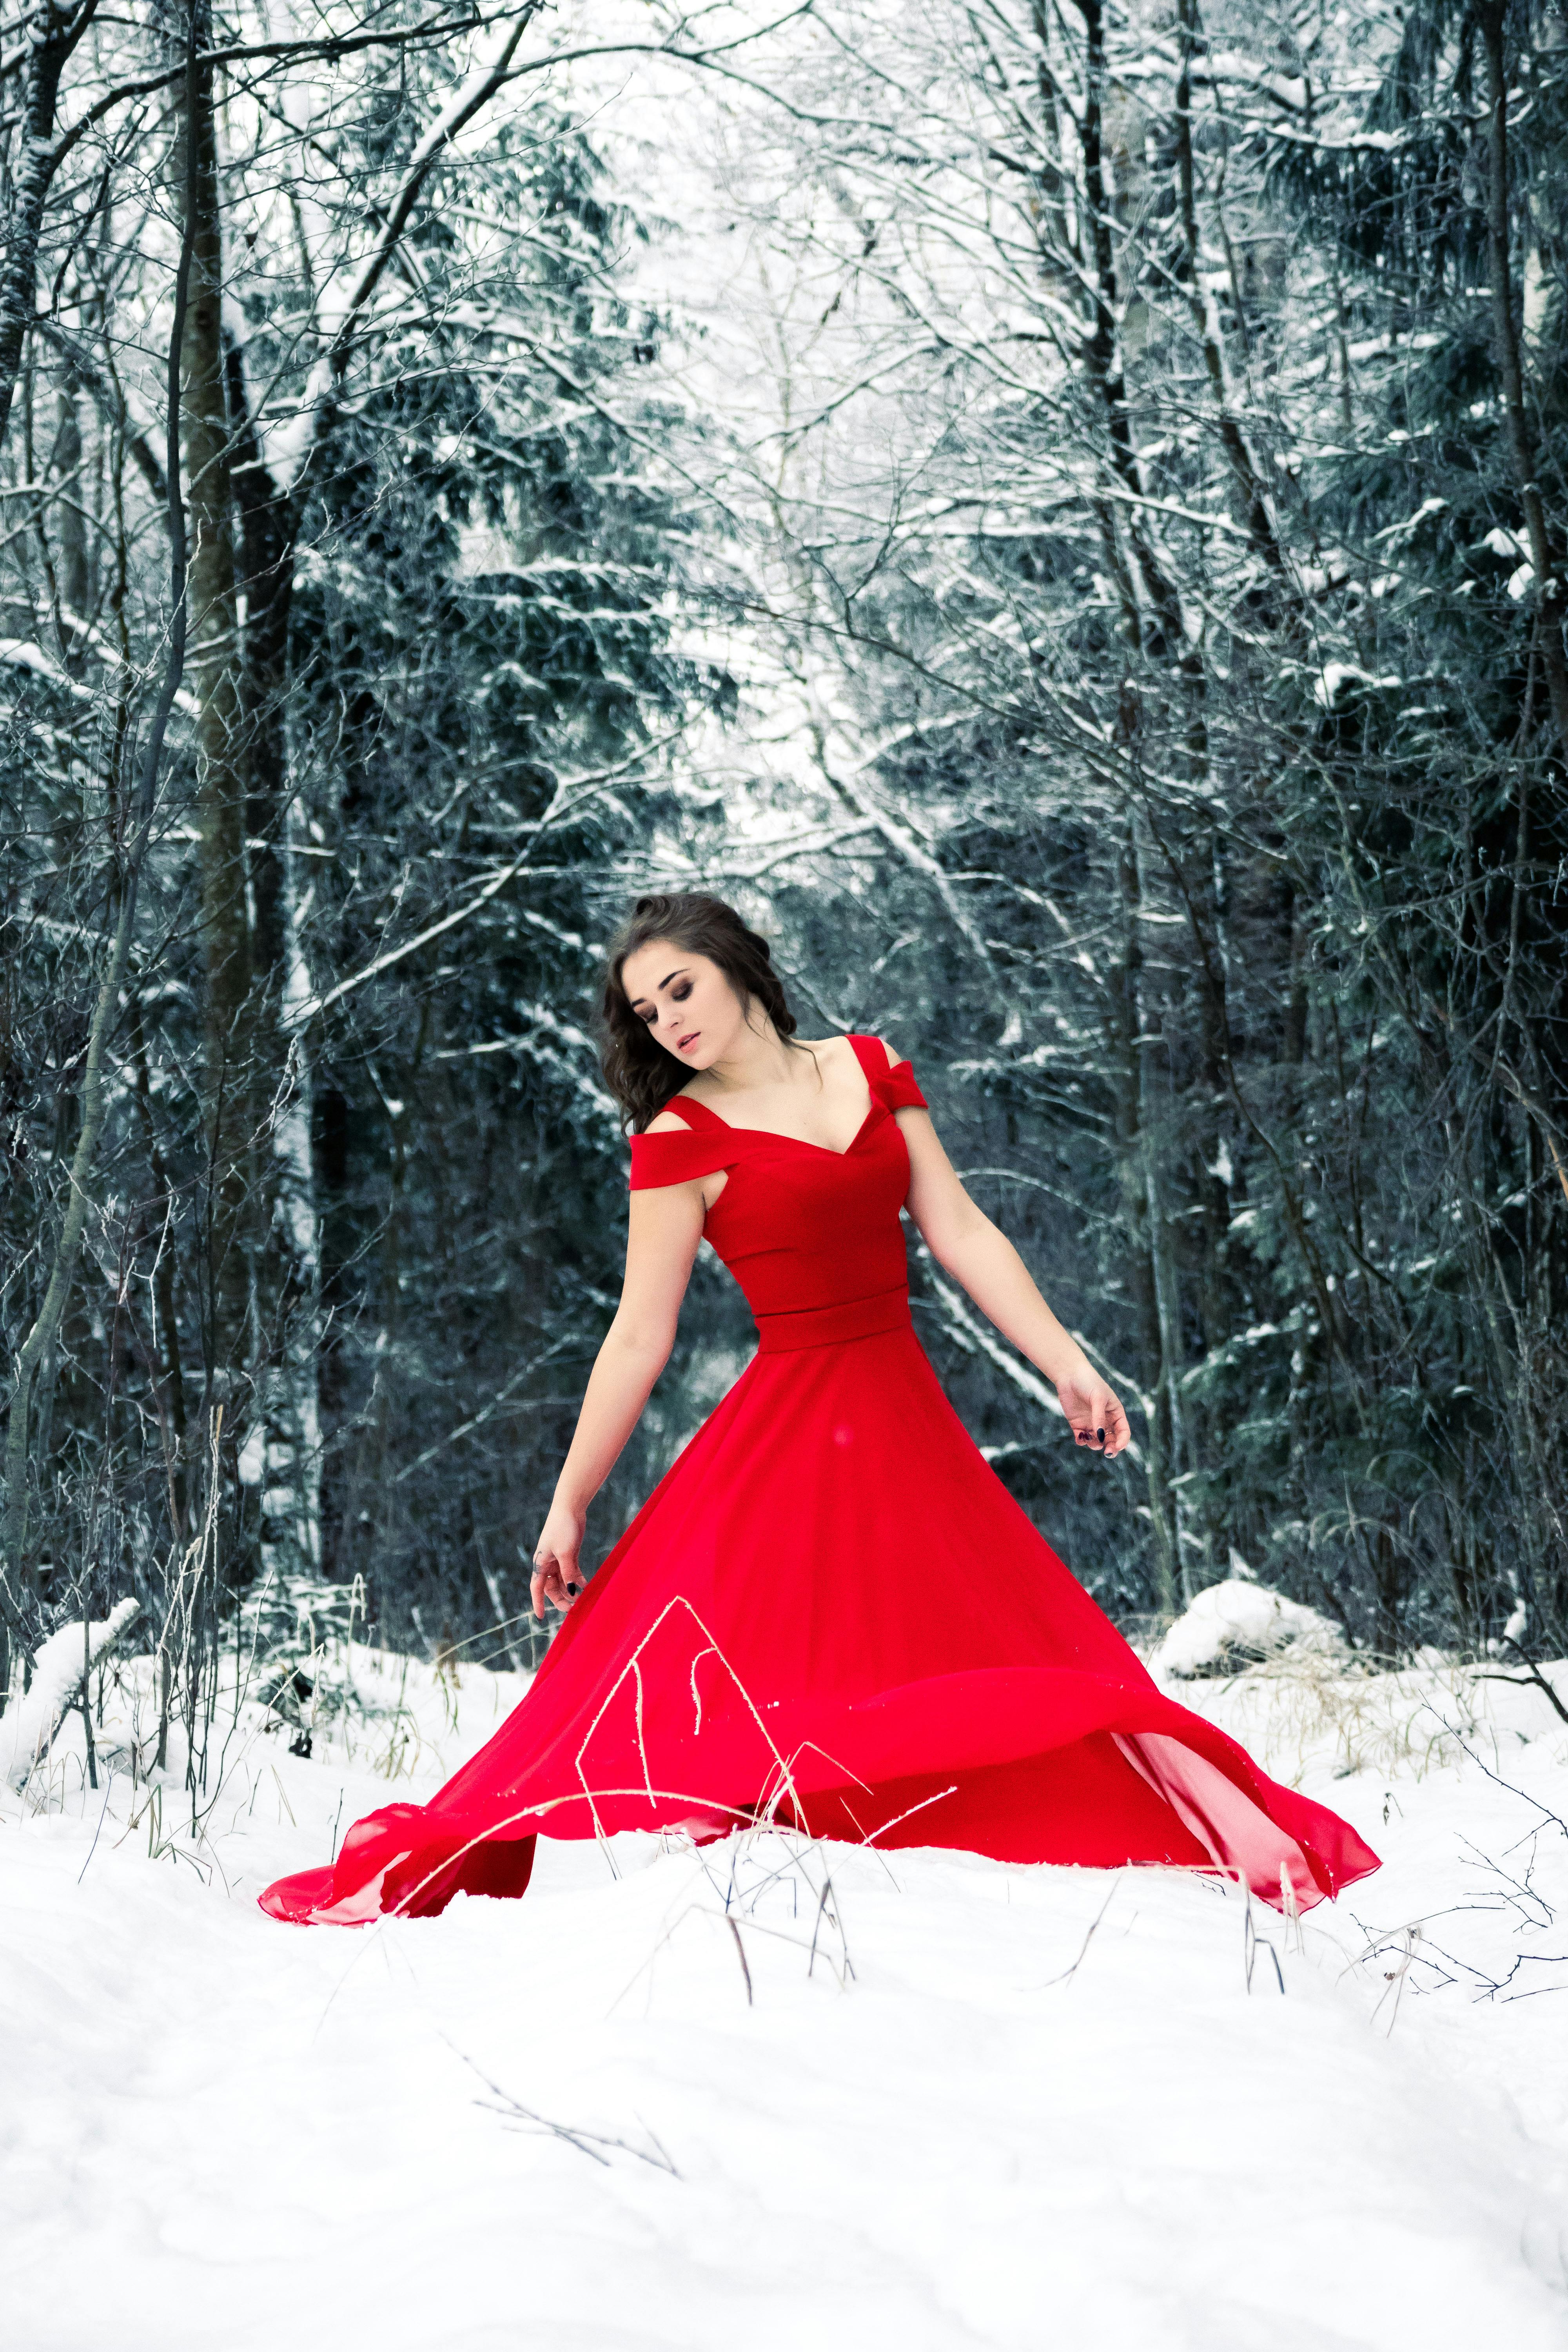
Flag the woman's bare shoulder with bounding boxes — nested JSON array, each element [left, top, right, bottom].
[[797, 1032, 901, 1067], [645, 1083, 721, 1133], [842, 1031, 904, 1069]]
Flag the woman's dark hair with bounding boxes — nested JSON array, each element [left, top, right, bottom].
[[600, 892, 800, 1130]]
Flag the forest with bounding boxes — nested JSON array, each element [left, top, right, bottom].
[[2, 0, 1565, 1756]]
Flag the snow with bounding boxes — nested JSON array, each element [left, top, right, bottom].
[[4, 1639, 1568, 2349], [1152, 1577, 1348, 1679], [1312, 662, 1405, 707]]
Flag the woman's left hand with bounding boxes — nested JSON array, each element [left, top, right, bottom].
[[1056, 1374, 1132, 1459], [530, 1499, 586, 1617]]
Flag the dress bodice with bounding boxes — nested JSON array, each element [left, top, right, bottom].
[[628, 1035, 928, 1346]]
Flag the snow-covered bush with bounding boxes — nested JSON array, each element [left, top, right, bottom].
[[2, 1599, 140, 1790], [1152, 1581, 1348, 1681], [240, 1574, 372, 1752]]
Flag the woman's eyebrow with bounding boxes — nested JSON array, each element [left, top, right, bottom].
[[657, 966, 688, 989]]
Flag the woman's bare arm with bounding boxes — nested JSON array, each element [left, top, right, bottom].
[[895, 1070, 1131, 1459], [530, 1174, 706, 1616]]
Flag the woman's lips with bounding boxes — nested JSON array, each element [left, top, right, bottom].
[[677, 1031, 699, 1053]]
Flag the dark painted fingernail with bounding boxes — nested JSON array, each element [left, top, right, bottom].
[[566, 1582, 580, 1596], [1097, 1428, 1105, 1442]]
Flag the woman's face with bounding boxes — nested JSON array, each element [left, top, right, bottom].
[[620, 941, 750, 1072]]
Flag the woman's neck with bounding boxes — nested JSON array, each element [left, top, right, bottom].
[[704, 1019, 810, 1099]]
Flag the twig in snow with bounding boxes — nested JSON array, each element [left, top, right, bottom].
[[1422, 1704, 1568, 1843], [76, 1769, 115, 1884], [707, 1820, 857, 1985], [1455, 1832, 1554, 1931], [807, 1867, 854, 1983], [1038, 1876, 1122, 1989], [444, 2038, 679, 2175], [1472, 1645, 1568, 1729], [726, 1914, 754, 2006], [1369, 1927, 1416, 2034], [1243, 1888, 1286, 1995], [1494, 1958, 1568, 2002]]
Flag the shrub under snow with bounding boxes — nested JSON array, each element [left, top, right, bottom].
[[1152, 1578, 1347, 1680], [2, 1598, 140, 1790]]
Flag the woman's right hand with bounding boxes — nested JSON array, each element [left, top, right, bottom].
[[530, 1500, 586, 1618]]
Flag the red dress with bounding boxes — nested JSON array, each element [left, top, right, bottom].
[[260, 1038, 1377, 1925]]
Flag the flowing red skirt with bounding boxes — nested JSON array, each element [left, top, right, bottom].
[[260, 1323, 1378, 1924]]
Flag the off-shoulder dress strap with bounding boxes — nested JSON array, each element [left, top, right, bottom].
[[628, 1094, 742, 1192], [849, 1033, 928, 1112], [658, 1094, 726, 1131]]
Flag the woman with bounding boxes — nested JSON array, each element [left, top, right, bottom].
[[261, 894, 1377, 1925]]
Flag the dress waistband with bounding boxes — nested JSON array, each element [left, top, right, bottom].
[[753, 1288, 913, 1355]]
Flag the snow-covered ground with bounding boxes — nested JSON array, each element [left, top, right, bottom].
[[5, 1634, 1568, 2351]]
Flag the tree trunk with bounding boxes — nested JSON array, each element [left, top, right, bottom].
[[1072, 0, 1185, 650], [1109, 808, 1180, 1610], [0, 0, 101, 459], [1173, 0, 1283, 571], [1, 7, 198, 1686], [223, 336, 320, 1584], [174, 0, 251, 1384], [1479, 1, 1568, 755], [224, 333, 293, 982], [53, 357, 90, 660]]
